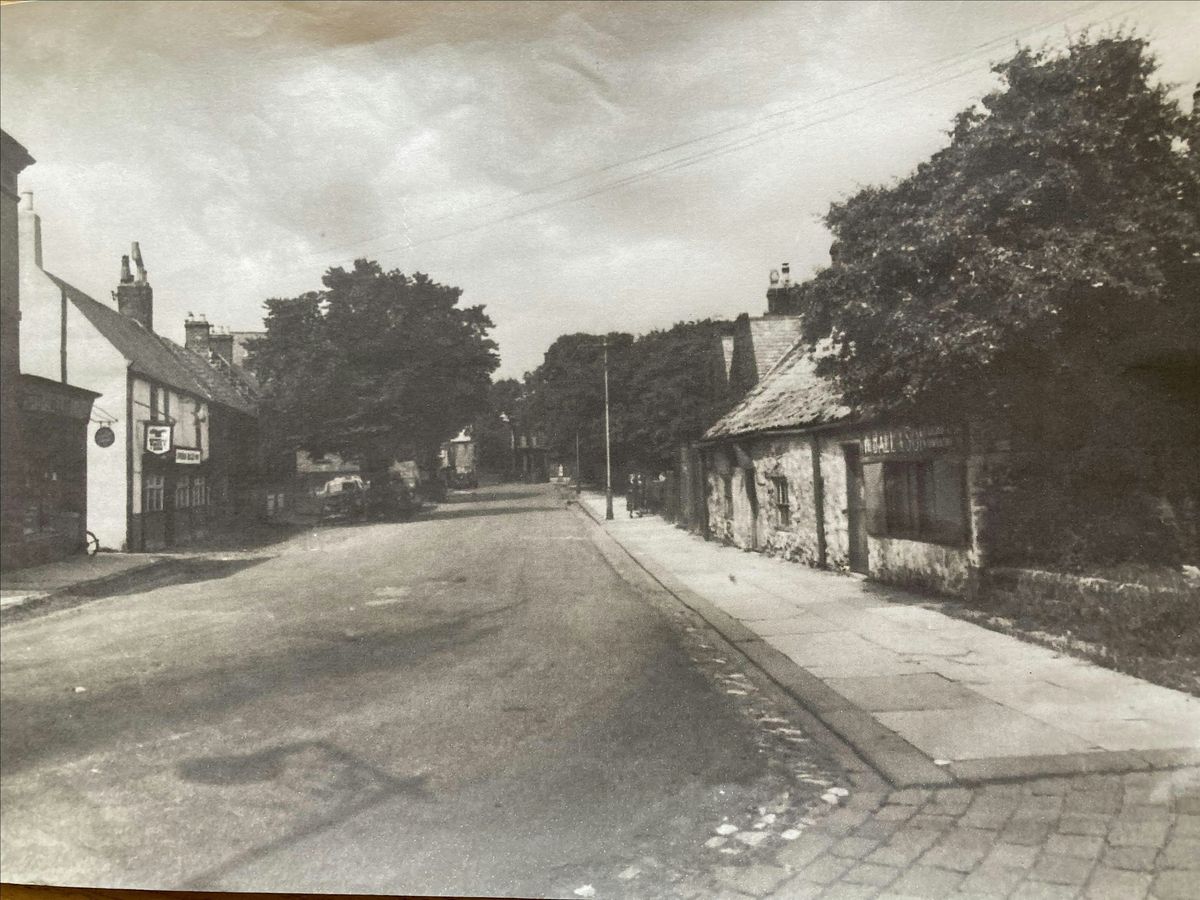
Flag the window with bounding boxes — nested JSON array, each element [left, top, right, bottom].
[[869, 459, 966, 545], [771, 476, 790, 522], [144, 475, 165, 512], [722, 473, 734, 518], [192, 476, 206, 507], [175, 476, 190, 509], [149, 385, 160, 420]]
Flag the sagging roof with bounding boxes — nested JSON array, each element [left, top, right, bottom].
[[49, 273, 258, 417], [705, 338, 848, 440]]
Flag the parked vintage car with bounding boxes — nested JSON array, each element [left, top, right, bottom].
[[316, 475, 368, 521], [365, 473, 421, 521]]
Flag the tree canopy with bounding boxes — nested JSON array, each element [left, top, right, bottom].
[[250, 259, 498, 470], [521, 320, 731, 478], [799, 34, 1200, 419]]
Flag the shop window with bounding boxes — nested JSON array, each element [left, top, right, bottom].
[[771, 476, 790, 523], [144, 475, 165, 512], [175, 476, 190, 509], [867, 459, 966, 545], [192, 476, 206, 507]]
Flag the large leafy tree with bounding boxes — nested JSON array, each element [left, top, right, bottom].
[[523, 320, 731, 479], [800, 34, 1199, 420], [251, 259, 499, 471]]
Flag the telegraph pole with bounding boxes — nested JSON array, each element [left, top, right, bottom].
[[603, 336, 614, 520], [575, 430, 581, 495]]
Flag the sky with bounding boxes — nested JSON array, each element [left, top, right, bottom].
[[2, 0, 1197, 378]]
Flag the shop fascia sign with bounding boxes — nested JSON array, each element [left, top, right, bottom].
[[175, 448, 202, 465], [145, 423, 173, 455], [861, 424, 961, 457]]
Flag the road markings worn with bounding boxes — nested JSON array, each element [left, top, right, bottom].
[[367, 586, 412, 606]]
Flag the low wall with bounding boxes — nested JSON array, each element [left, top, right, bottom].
[[980, 566, 1200, 656]]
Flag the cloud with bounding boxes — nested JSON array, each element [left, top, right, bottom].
[[3, 1, 1197, 377]]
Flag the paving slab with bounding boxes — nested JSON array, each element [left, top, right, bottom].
[[576, 493, 1200, 786]]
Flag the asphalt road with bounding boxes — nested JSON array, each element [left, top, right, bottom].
[[0, 484, 851, 898]]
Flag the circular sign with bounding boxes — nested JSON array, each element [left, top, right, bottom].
[[94, 426, 115, 448]]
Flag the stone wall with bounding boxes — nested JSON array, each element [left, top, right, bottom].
[[868, 536, 972, 596], [704, 428, 983, 598]]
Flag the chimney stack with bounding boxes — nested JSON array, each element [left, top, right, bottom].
[[184, 312, 211, 353], [210, 329, 235, 365], [115, 242, 153, 330], [18, 191, 43, 270], [766, 262, 800, 316]]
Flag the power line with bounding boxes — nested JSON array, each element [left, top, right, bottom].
[[301, 0, 1123, 263]]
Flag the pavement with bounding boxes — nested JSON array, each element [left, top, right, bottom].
[[576, 492, 1200, 788], [3, 485, 1197, 900], [0, 552, 167, 611]]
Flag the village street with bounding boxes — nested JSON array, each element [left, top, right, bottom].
[[3, 484, 1199, 900], [0, 484, 864, 898]]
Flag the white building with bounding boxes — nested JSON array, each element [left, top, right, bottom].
[[18, 193, 260, 551]]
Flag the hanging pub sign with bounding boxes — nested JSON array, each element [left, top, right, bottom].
[[145, 424, 173, 455], [175, 448, 201, 465], [94, 426, 115, 448]]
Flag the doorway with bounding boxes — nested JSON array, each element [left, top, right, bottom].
[[744, 467, 760, 551], [843, 444, 868, 574]]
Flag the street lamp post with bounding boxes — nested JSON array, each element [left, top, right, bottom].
[[603, 336, 614, 520]]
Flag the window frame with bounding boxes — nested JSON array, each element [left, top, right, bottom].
[[144, 474, 165, 513], [770, 475, 790, 524], [866, 455, 968, 547], [175, 475, 191, 509]]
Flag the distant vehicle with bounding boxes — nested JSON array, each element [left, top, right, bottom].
[[447, 470, 478, 490], [365, 473, 421, 520], [316, 475, 367, 522]]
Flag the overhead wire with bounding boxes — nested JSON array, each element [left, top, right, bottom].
[[300, 0, 1144, 265]]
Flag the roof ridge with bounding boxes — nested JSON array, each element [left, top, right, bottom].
[[47, 271, 257, 415]]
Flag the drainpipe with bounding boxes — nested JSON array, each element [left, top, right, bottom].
[[60, 286, 68, 383], [811, 433, 827, 567]]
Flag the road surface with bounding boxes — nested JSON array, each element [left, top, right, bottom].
[[1, 484, 852, 898]]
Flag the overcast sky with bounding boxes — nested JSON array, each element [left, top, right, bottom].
[[2, 1, 1197, 377]]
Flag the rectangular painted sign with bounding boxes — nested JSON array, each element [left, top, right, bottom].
[[175, 448, 202, 464], [145, 424, 173, 454]]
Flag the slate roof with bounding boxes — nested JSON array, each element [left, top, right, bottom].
[[705, 339, 849, 440], [745, 316, 806, 380], [49, 273, 258, 417]]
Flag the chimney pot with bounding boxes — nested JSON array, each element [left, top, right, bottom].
[[115, 243, 153, 330]]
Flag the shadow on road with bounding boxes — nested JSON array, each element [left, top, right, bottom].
[[421, 504, 566, 521], [440, 488, 544, 504], [1, 615, 501, 779], [178, 739, 428, 888], [67, 557, 272, 598]]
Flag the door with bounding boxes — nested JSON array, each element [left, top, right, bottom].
[[843, 444, 869, 574], [744, 466, 760, 551]]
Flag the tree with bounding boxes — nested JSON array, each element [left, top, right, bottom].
[[797, 34, 1200, 567], [473, 377, 525, 475], [250, 259, 499, 472], [799, 34, 1199, 419], [522, 320, 731, 480]]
